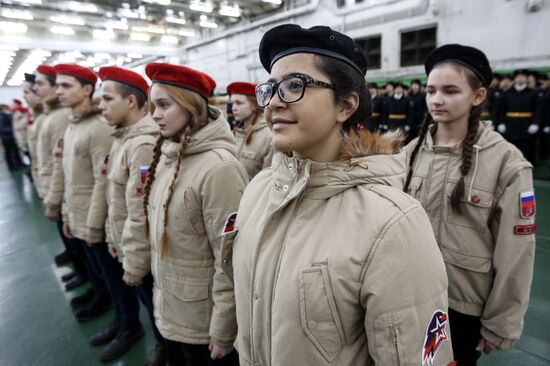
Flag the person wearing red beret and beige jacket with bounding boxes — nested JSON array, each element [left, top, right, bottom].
[[227, 82, 274, 178], [144, 62, 247, 366], [227, 24, 454, 366], [404, 44, 536, 365]]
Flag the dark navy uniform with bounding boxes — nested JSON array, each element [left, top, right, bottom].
[[384, 94, 414, 138], [409, 91, 426, 127], [483, 87, 502, 124], [498, 86, 541, 162], [364, 93, 384, 131]]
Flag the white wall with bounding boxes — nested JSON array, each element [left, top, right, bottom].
[[0, 87, 22, 106], [181, 0, 550, 90]]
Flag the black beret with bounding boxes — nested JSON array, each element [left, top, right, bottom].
[[367, 82, 379, 89], [513, 69, 530, 77], [385, 81, 395, 87], [259, 24, 368, 76], [410, 79, 422, 85], [24, 73, 35, 83], [425, 44, 492, 86]]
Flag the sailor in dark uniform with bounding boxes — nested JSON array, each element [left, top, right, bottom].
[[409, 79, 426, 128], [364, 82, 384, 131], [383, 82, 414, 139]]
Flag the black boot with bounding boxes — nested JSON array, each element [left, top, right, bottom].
[[145, 342, 167, 366], [61, 271, 77, 283], [65, 275, 87, 291], [90, 321, 120, 346], [75, 294, 111, 322], [70, 288, 95, 310], [99, 325, 145, 362], [54, 250, 72, 266]]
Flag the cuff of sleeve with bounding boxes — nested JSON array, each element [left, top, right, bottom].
[[209, 314, 237, 349], [44, 202, 61, 213], [87, 227, 105, 241], [480, 325, 517, 349], [122, 260, 149, 280]]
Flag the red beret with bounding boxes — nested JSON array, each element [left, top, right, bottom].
[[145, 62, 216, 99], [13, 98, 22, 106], [98, 66, 149, 96], [36, 65, 56, 78], [54, 63, 97, 85], [227, 82, 257, 96]]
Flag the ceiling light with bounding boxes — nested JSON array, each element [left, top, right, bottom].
[[94, 53, 112, 60], [0, 21, 28, 33], [161, 35, 178, 44], [7, 79, 23, 86], [219, 3, 241, 17], [10, 0, 41, 5], [132, 25, 165, 34], [177, 29, 195, 37], [120, 8, 139, 19], [127, 53, 143, 58], [0, 51, 17, 57], [0, 45, 19, 51], [165, 16, 186, 25], [124, 57, 132, 62], [30, 49, 51, 57], [93, 29, 116, 40], [50, 15, 85, 26], [51, 25, 75, 35], [262, 0, 282, 4], [199, 15, 217, 28], [106, 20, 129, 30], [130, 33, 151, 42], [1, 9, 34, 20], [190, 0, 213, 13], [142, 0, 171, 4], [67, 1, 98, 13]]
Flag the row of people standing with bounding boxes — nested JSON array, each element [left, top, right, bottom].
[[17, 23, 535, 366]]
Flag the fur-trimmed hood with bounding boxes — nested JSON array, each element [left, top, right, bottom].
[[43, 95, 62, 113], [269, 129, 407, 199], [69, 97, 102, 123]]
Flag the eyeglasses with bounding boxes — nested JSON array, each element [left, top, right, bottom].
[[255, 74, 335, 107]]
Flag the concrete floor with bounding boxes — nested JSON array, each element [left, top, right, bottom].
[[0, 158, 549, 366]]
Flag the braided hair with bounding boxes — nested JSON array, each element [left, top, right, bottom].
[[404, 62, 484, 215], [143, 84, 209, 258]]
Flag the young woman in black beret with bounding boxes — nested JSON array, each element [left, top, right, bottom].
[[403, 44, 536, 365], [227, 24, 454, 366]]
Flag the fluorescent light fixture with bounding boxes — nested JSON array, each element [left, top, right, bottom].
[[1, 9, 34, 20], [130, 32, 151, 42], [161, 35, 178, 44], [262, 0, 282, 4], [120, 8, 139, 19], [124, 57, 132, 62], [51, 25, 75, 35], [199, 15, 217, 28], [0, 51, 17, 57], [165, 16, 186, 25], [106, 20, 129, 30], [94, 52, 111, 59], [93, 29, 116, 40], [8, 79, 23, 86], [127, 53, 143, 58], [50, 15, 85, 26], [0, 21, 28, 33], [219, 3, 241, 17], [67, 1, 98, 13], [190, 0, 213, 13], [178, 29, 195, 37], [132, 25, 165, 34], [11, 0, 41, 5], [30, 49, 51, 57], [0, 45, 19, 51], [142, 0, 171, 4], [64, 51, 83, 58]]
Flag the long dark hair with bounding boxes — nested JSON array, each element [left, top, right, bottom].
[[404, 62, 485, 214]]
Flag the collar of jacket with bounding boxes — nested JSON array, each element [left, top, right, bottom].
[[111, 113, 158, 139], [69, 97, 102, 123], [161, 106, 237, 161], [43, 95, 62, 114], [270, 129, 407, 200]]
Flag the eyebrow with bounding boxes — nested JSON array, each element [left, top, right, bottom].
[[267, 72, 309, 83], [426, 84, 461, 88]]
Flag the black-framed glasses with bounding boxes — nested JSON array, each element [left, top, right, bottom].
[[255, 74, 335, 107]]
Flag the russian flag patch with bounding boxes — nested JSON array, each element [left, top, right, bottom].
[[519, 191, 536, 219], [139, 166, 149, 185]]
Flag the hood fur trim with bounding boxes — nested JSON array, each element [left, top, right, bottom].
[[338, 129, 404, 160], [77, 97, 102, 121], [44, 95, 61, 111]]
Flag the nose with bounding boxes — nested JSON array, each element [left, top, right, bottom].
[[152, 107, 162, 121], [267, 88, 285, 111], [428, 91, 443, 106]]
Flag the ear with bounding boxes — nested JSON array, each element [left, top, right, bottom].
[[127, 94, 137, 109], [336, 92, 359, 124], [472, 87, 487, 107], [83, 84, 94, 99]]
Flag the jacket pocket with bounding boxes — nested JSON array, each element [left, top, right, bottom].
[[299, 264, 345, 362], [162, 275, 211, 332], [240, 149, 257, 161], [446, 182, 493, 233], [407, 175, 425, 203], [441, 246, 491, 273]]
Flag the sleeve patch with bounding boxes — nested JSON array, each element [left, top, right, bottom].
[[422, 310, 449, 366], [514, 224, 536, 235], [222, 212, 237, 235], [100, 153, 110, 176], [519, 191, 536, 219], [54, 138, 63, 158], [136, 166, 149, 196]]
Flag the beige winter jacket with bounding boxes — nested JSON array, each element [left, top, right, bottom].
[[403, 121, 536, 349], [106, 114, 158, 279], [228, 130, 454, 366], [234, 117, 274, 178], [62, 101, 114, 241], [28, 109, 46, 197], [12, 109, 29, 151], [148, 107, 248, 346], [36, 98, 71, 199]]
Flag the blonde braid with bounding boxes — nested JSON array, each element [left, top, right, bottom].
[[143, 136, 165, 241]]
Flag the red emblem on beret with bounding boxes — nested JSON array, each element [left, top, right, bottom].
[[54, 63, 97, 85], [36, 65, 57, 78], [98, 66, 149, 96], [227, 82, 257, 96], [145, 62, 216, 99]]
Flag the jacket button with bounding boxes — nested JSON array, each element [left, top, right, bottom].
[[223, 257, 231, 265], [471, 195, 481, 204], [288, 163, 293, 169], [253, 291, 259, 300], [282, 185, 289, 192], [308, 320, 317, 329]]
